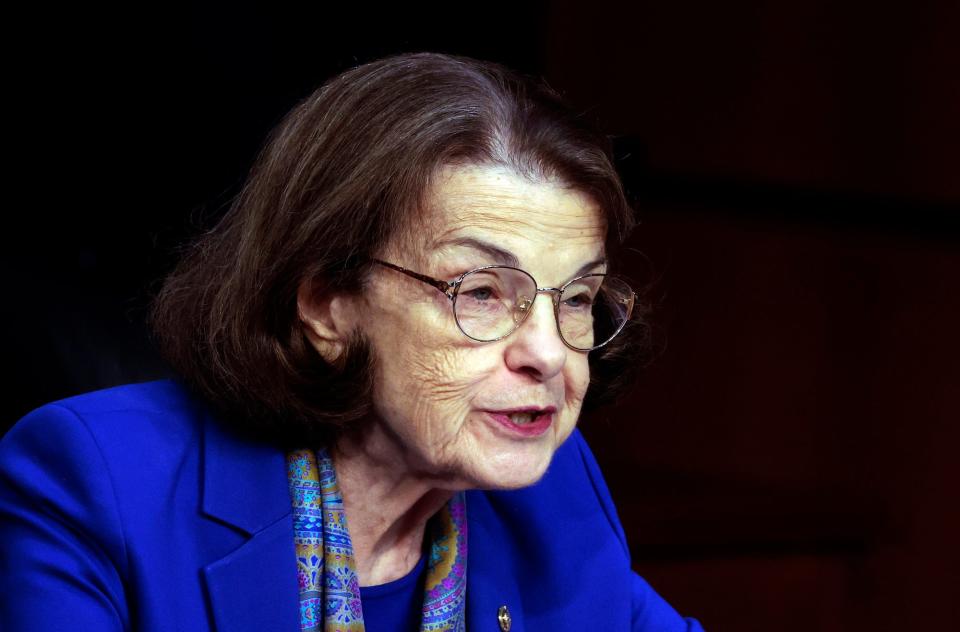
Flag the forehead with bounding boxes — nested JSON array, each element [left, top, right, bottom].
[[411, 164, 606, 268]]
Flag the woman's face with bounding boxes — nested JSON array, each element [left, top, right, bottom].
[[354, 164, 606, 490]]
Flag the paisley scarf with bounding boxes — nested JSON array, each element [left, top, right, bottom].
[[287, 448, 468, 632]]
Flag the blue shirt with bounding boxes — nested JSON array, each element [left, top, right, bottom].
[[360, 555, 427, 631]]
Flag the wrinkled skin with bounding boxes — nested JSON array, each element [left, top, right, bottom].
[[349, 164, 607, 491]]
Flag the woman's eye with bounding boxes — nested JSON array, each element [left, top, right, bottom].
[[563, 292, 594, 309], [464, 286, 496, 301]]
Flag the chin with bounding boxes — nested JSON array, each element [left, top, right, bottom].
[[467, 449, 556, 491], [486, 472, 547, 491]]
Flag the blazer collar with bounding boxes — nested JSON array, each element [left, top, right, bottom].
[[200, 411, 300, 632], [201, 412, 292, 534], [466, 490, 527, 632]]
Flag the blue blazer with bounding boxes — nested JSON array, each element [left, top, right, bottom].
[[0, 381, 702, 631]]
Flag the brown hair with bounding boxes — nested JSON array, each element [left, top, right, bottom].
[[151, 52, 648, 445]]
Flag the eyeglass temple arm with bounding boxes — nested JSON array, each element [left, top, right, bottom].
[[372, 260, 453, 295]]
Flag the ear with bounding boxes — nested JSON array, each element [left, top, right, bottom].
[[297, 278, 359, 364]]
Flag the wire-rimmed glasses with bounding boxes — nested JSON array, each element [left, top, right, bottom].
[[373, 260, 636, 351]]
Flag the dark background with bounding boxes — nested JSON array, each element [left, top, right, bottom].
[[4, 1, 959, 630]]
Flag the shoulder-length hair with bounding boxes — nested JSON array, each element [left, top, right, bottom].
[[151, 52, 649, 445]]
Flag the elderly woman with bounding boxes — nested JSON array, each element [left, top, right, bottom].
[[0, 54, 702, 631]]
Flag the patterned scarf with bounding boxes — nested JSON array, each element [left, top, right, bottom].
[[287, 448, 468, 632]]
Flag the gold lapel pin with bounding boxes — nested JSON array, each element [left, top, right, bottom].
[[498, 605, 512, 631]]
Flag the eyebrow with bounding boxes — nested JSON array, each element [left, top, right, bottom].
[[436, 237, 520, 267], [435, 237, 608, 279]]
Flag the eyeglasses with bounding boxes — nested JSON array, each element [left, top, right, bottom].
[[373, 259, 636, 351]]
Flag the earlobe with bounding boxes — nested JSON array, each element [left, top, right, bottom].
[[297, 279, 357, 363]]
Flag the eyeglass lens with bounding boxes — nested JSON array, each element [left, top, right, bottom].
[[452, 267, 634, 350]]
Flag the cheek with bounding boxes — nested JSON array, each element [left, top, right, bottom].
[[373, 330, 496, 430], [564, 356, 591, 411], [406, 346, 477, 408]]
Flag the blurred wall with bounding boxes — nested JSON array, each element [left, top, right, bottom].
[[4, 2, 958, 630]]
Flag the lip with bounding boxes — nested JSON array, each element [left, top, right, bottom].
[[482, 407, 556, 438]]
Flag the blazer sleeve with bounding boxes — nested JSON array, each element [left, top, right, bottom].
[[631, 573, 705, 632], [0, 404, 129, 631], [573, 432, 705, 631]]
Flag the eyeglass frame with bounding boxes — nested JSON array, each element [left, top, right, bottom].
[[371, 259, 636, 352]]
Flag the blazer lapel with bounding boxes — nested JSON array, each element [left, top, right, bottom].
[[466, 491, 526, 632], [200, 413, 300, 632]]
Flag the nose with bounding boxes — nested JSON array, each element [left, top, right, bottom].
[[503, 291, 567, 381]]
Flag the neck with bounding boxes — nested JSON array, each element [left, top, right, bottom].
[[332, 424, 454, 587]]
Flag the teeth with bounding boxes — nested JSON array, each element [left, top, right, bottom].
[[508, 412, 535, 425]]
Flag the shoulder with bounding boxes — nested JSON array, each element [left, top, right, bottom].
[[0, 380, 208, 541], [31, 378, 199, 422], [470, 428, 628, 554], [545, 428, 630, 551], [0, 381, 230, 630], [0, 381, 199, 622], [465, 429, 633, 629], [466, 430, 703, 631], [3, 379, 204, 460]]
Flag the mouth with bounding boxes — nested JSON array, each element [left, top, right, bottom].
[[483, 406, 557, 437]]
